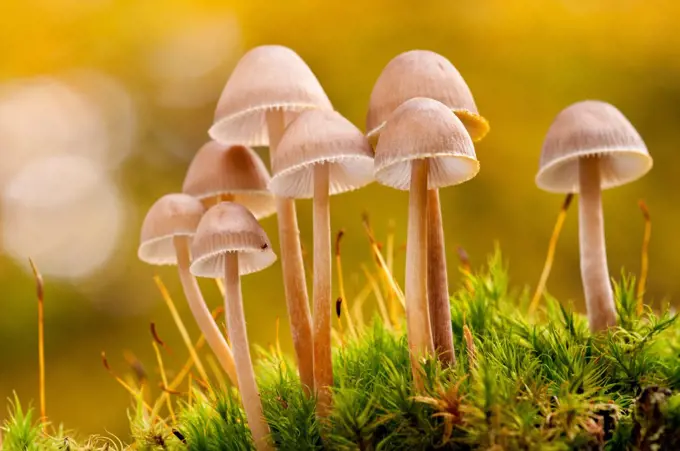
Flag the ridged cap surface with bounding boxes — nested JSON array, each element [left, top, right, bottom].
[[536, 100, 652, 193], [190, 202, 276, 278], [209, 45, 332, 147], [269, 110, 374, 198], [366, 50, 489, 145], [138, 193, 205, 265], [374, 98, 479, 191], [182, 142, 275, 219]]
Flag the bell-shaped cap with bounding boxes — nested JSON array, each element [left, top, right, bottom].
[[366, 50, 489, 145], [269, 110, 374, 198], [138, 194, 205, 265], [209, 45, 333, 147], [374, 98, 479, 191], [182, 142, 276, 219], [536, 100, 652, 193], [190, 202, 277, 278]]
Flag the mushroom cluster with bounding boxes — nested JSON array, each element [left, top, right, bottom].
[[136, 45, 652, 445]]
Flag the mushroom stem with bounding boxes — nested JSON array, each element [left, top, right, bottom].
[[223, 252, 272, 451], [313, 163, 333, 416], [427, 189, 455, 366], [173, 236, 239, 387], [405, 159, 434, 388], [578, 157, 617, 331], [266, 110, 315, 393]]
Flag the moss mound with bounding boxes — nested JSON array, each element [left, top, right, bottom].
[[4, 251, 680, 450]]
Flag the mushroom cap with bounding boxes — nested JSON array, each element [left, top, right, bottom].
[[182, 142, 276, 219], [138, 193, 205, 266], [374, 97, 479, 191], [190, 202, 277, 278], [268, 110, 374, 198], [209, 45, 333, 147], [536, 100, 652, 193], [366, 50, 489, 145]]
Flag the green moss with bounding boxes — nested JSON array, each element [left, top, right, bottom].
[[5, 249, 680, 450]]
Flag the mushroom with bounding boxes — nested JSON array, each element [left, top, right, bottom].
[[374, 98, 479, 387], [536, 100, 652, 332], [182, 141, 276, 217], [138, 193, 238, 386], [366, 50, 489, 365], [209, 45, 333, 391], [269, 109, 374, 415], [190, 202, 277, 451]]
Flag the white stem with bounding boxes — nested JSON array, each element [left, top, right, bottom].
[[313, 163, 333, 416], [173, 236, 238, 387], [427, 189, 455, 366], [579, 157, 617, 332], [224, 253, 272, 451], [266, 110, 315, 393], [405, 160, 434, 388]]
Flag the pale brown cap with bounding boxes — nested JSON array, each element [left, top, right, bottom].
[[138, 193, 205, 265], [374, 97, 479, 191], [536, 100, 652, 193], [190, 202, 277, 278], [209, 45, 333, 147], [366, 50, 489, 145], [182, 141, 275, 219], [268, 110, 374, 198]]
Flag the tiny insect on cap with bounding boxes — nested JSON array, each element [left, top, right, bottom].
[[374, 97, 479, 191], [209, 45, 333, 147], [190, 202, 277, 278], [182, 142, 276, 219], [536, 100, 653, 194], [268, 109, 374, 198], [366, 50, 489, 146], [138, 194, 205, 265]]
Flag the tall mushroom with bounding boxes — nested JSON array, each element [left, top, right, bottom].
[[536, 100, 652, 332], [183, 141, 276, 218], [190, 202, 277, 451], [269, 109, 374, 415], [138, 193, 238, 386], [209, 45, 333, 391], [374, 98, 479, 387], [366, 50, 489, 365]]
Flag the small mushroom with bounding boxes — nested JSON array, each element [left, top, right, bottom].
[[269, 109, 374, 415], [138, 194, 238, 386], [366, 50, 489, 146], [536, 100, 652, 332], [366, 50, 489, 365], [190, 202, 277, 451], [375, 98, 479, 387], [182, 141, 276, 217], [209, 45, 333, 391]]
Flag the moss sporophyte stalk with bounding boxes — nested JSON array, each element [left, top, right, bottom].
[[2, 45, 667, 450]]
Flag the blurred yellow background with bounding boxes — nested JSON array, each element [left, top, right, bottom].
[[1, 0, 679, 439]]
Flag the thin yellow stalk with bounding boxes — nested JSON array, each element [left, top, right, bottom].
[[385, 220, 400, 329], [463, 325, 476, 371], [360, 264, 392, 329], [637, 200, 651, 316], [362, 214, 405, 308], [351, 281, 373, 332], [28, 258, 46, 425], [151, 342, 176, 424], [101, 352, 156, 416], [215, 279, 226, 297], [528, 194, 573, 315], [335, 230, 357, 339], [153, 276, 211, 391]]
